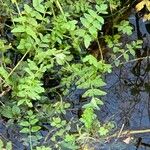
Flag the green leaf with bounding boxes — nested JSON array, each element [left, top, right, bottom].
[[64, 20, 77, 31], [25, 26, 38, 41], [93, 20, 101, 29], [55, 53, 66, 65], [27, 110, 33, 116], [96, 16, 104, 24], [80, 107, 95, 129], [11, 25, 25, 33], [30, 118, 39, 125], [24, 4, 33, 14], [123, 53, 129, 61], [12, 105, 20, 115], [77, 81, 91, 89], [17, 99, 27, 106], [6, 141, 12, 150], [83, 55, 98, 67], [128, 48, 135, 56], [20, 121, 30, 127], [84, 13, 93, 23], [91, 97, 103, 109], [1, 106, 13, 119], [114, 60, 120, 67], [53, 117, 61, 123], [0, 139, 4, 148], [20, 128, 30, 133], [31, 126, 41, 132], [88, 9, 98, 19], [99, 127, 108, 136], [11, 0, 16, 3], [84, 34, 92, 48], [96, 4, 108, 14], [13, 16, 27, 23], [80, 17, 90, 28], [89, 26, 97, 37], [113, 47, 120, 53], [116, 20, 133, 35], [27, 59, 39, 70], [83, 89, 106, 97], [33, 0, 45, 13], [0, 66, 9, 80], [91, 77, 106, 87], [83, 97, 103, 110]]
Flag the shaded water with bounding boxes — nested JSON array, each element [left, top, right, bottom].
[[98, 14, 150, 150], [101, 61, 150, 149], [66, 13, 150, 150]]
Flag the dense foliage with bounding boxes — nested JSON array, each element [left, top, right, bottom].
[[0, 0, 146, 149]]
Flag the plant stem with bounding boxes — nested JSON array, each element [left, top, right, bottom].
[[14, 1, 22, 17], [55, 0, 66, 21], [7, 49, 30, 79], [107, 128, 150, 139], [97, 39, 103, 60]]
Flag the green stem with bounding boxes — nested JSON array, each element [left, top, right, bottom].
[[55, 0, 67, 21], [112, 49, 129, 65], [14, 1, 22, 17], [97, 39, 103, 60]]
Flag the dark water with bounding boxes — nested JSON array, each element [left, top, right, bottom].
[[65, 13, 150, 150], [98, 13, 150, 150]]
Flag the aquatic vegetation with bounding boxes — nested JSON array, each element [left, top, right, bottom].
[[0, 0, 148, 149]]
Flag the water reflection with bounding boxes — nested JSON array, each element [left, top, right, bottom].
[[100, 58, 150, 149]]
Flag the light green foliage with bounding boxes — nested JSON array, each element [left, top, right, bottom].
[[0, 0, 144, 149], [0, 139, 12, 150], [80, 107, 96, 129], [108, 0, 121, 10], [105, 34, 121, 48], [20, 110, 41, 133], [0, 40, 11, 52], [36, 146, 51, 150], [72, 0, 91, 14], [0, 105, 20, 119], [0, 40, 12, 90], [99, 122, 114, 136], [15, 59, 46, 107], [79, 4, 108, 48], [62, 134, 78, 149], [0, 66, 11, 87], [51, 117, 67, 128], [20, 110, 42, 149], [50, 120, 72, 148], [115, 20, 133, 35], [33, 0, 45, 13], [105, 29, 143, 66]]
